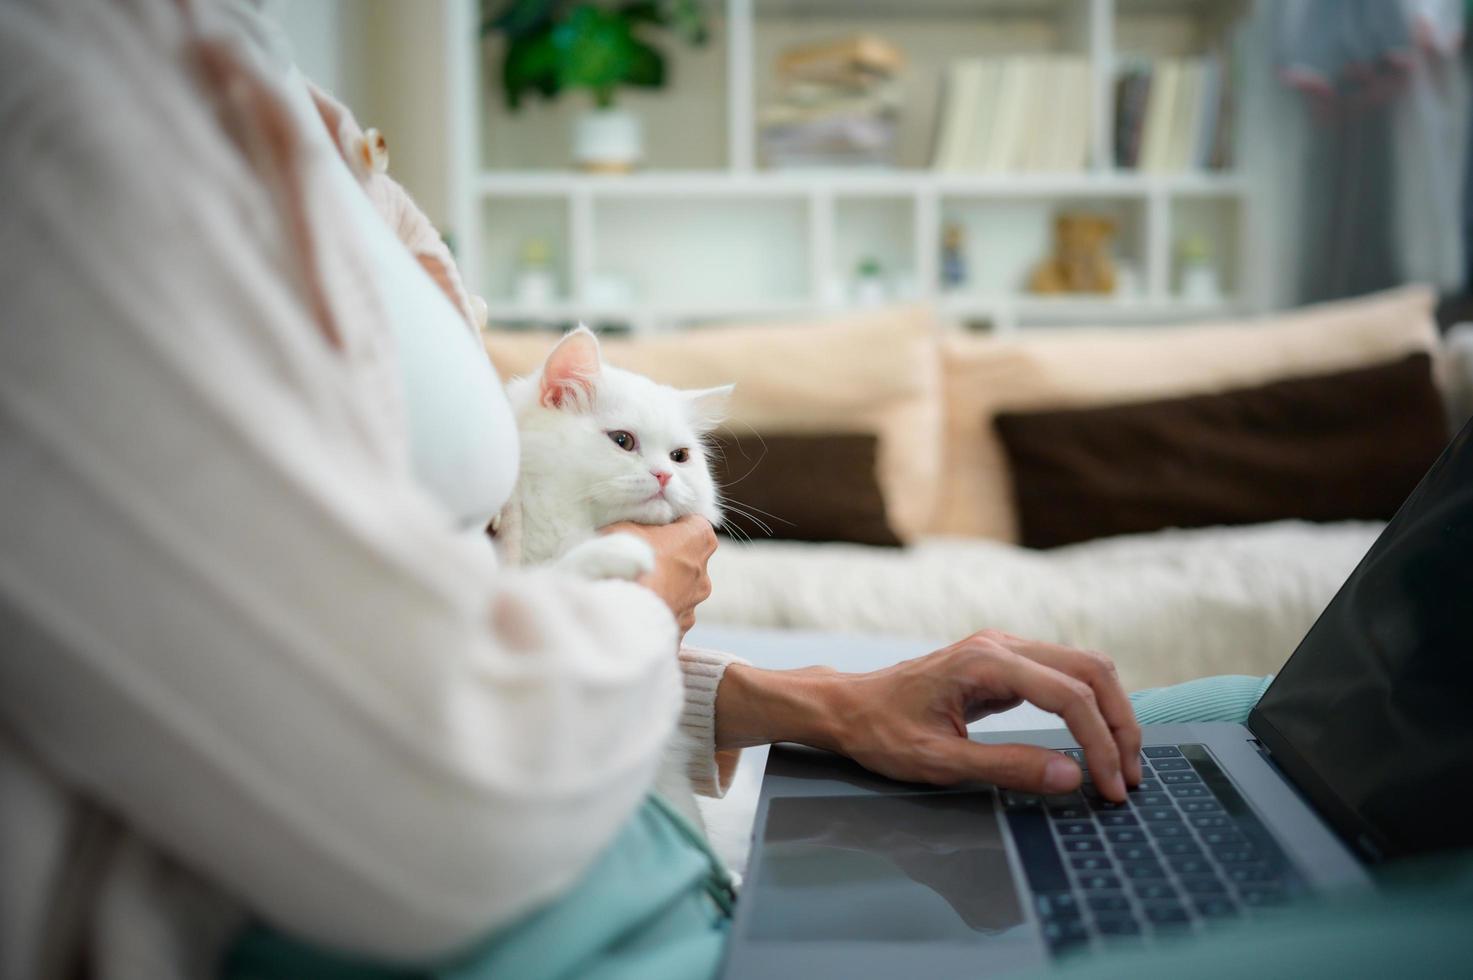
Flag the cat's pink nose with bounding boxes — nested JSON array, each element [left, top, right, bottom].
[[652, 470, 671, 488]]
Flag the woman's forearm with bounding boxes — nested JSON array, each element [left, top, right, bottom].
[[710, 633, 1141, 797], [713, 663, 850, 753]]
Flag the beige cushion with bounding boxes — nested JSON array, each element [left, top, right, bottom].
[[484, 306, 943, 541], [933, 285, 1443, 541]]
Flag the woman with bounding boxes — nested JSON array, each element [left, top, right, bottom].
[[9, 4, 1453, 980], [0, 3, 1147, 977]]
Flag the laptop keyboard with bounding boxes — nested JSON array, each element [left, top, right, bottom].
[[1003, 743, 1305, 957]]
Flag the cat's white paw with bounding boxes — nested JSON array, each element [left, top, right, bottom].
[[557, 533, 656, 581]]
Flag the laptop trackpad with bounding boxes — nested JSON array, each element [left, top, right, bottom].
[[746, 792, 1027, 942]]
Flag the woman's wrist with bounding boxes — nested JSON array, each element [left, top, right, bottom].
[[713, 663, 855, 753]]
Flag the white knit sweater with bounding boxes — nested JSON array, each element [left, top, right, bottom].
[[0, 1, 737, 976]]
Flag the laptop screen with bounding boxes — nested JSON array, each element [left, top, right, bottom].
[[1249, 416, 1473, 862]]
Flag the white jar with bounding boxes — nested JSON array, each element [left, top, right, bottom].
[[573, 108, 643, 172], [1180, 261, 1222, 305]]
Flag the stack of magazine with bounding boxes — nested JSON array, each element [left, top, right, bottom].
[[759, 34, 904, 170]]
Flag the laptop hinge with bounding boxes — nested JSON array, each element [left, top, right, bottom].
[[1247, 736, 1381, 862]]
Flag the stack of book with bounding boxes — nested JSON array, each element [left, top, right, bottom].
[[1114, 56, 1233, 172], [930, 55, 1092, 173], [759, 34, 904, 170]]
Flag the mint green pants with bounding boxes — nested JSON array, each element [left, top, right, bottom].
[[225, 675, 1473, 979], [1128, 673, 1275, 725], [224, 794, 734, 980]]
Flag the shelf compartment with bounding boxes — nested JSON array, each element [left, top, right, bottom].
[[938, 194, 1147, 299], [590, 195, 810, 311], [1169, 193, 1240, 303], [753, 0, 1093, 172], [1115, 0, 1247, 59], [830, 195, 918, 306], [477, 16, 730, 173], [478, 196, 572, 306]]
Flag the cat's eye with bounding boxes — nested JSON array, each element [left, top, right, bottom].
[[670, 448, 689, 464], [607, 430, 637, 452]]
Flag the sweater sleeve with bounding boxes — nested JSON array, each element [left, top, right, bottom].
[[677, 647, 749, 798], [0, 2, 678, 963]]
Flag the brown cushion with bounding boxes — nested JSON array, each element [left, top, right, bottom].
[[994, 353, 1450, 549], [934, 285, 1442, 541], [709, 432, 902, 547]]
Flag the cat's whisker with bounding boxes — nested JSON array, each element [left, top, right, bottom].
[[719, 495, 792, 530], [722, 497, 787, 523], [719, 513, 762, 544], [715, 465, 763, 489], [715, 424, 770, 458], [724, 519, 768, 540], [709, 426, 769, 489], [718, 520, 753, 544], [730, 515, 774, 538], [719, 419, 769, 446], [718, 499, 784, 537]]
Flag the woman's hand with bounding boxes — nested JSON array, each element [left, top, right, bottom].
[[602, 516, 716, 642], [715, 630, 1142, 802]]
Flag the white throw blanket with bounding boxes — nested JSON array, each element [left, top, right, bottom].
[[705, 520, 1383, 690]]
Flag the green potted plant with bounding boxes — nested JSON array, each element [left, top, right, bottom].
[[483, 0, 708, 171]]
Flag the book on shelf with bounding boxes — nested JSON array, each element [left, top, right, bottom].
[[1137, 59, 1176, 171], [1113, 69, 1151, 169], [979, 59, 1022, 171], [931, 55, 1092, 173], [1207, 62, 1235, 170], [762, 33, 903, 170], [930, 61, 981, 174], [1192, 59, 1222, 167], [1115, 55, 1234, 172], [1165, 60, 1200, 171]]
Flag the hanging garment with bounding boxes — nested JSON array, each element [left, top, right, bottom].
[[1278, 0, 1468, 302]]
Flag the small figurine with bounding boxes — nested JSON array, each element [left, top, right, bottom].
[[853, 256, 888, 306], [514, 237, 557, 309], [1029, 213, 1117, 295], [941, 222, 968, 290], [1178, 234, 1222, 304]]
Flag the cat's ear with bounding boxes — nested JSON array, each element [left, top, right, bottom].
[[683, 384, 734, 432], [540, 325, 602, 411]]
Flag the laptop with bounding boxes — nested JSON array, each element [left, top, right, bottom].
[[720, 416, 1473, 978]]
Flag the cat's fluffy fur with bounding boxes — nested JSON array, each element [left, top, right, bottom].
[[498, 326, 732, 832]]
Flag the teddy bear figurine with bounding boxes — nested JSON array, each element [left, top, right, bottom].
[[1029, 212, 1118, 295]]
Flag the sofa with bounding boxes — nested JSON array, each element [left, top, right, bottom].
[[484, 285, 1473, 692]]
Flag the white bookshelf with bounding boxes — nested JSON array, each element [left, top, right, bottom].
[[448, 0, 1260, 333]]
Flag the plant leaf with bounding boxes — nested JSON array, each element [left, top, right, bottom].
[[617, 1, 665, 25], [663, 0, 709, 46], [503, 33, 561, 110], [490, 0, 705, 107], [623, 38, 665, 88], [554, 6, 634, 93], [485, 0, 560, 38]]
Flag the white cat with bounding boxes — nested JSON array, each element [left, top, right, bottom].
[[497, 325, 733, 832]]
